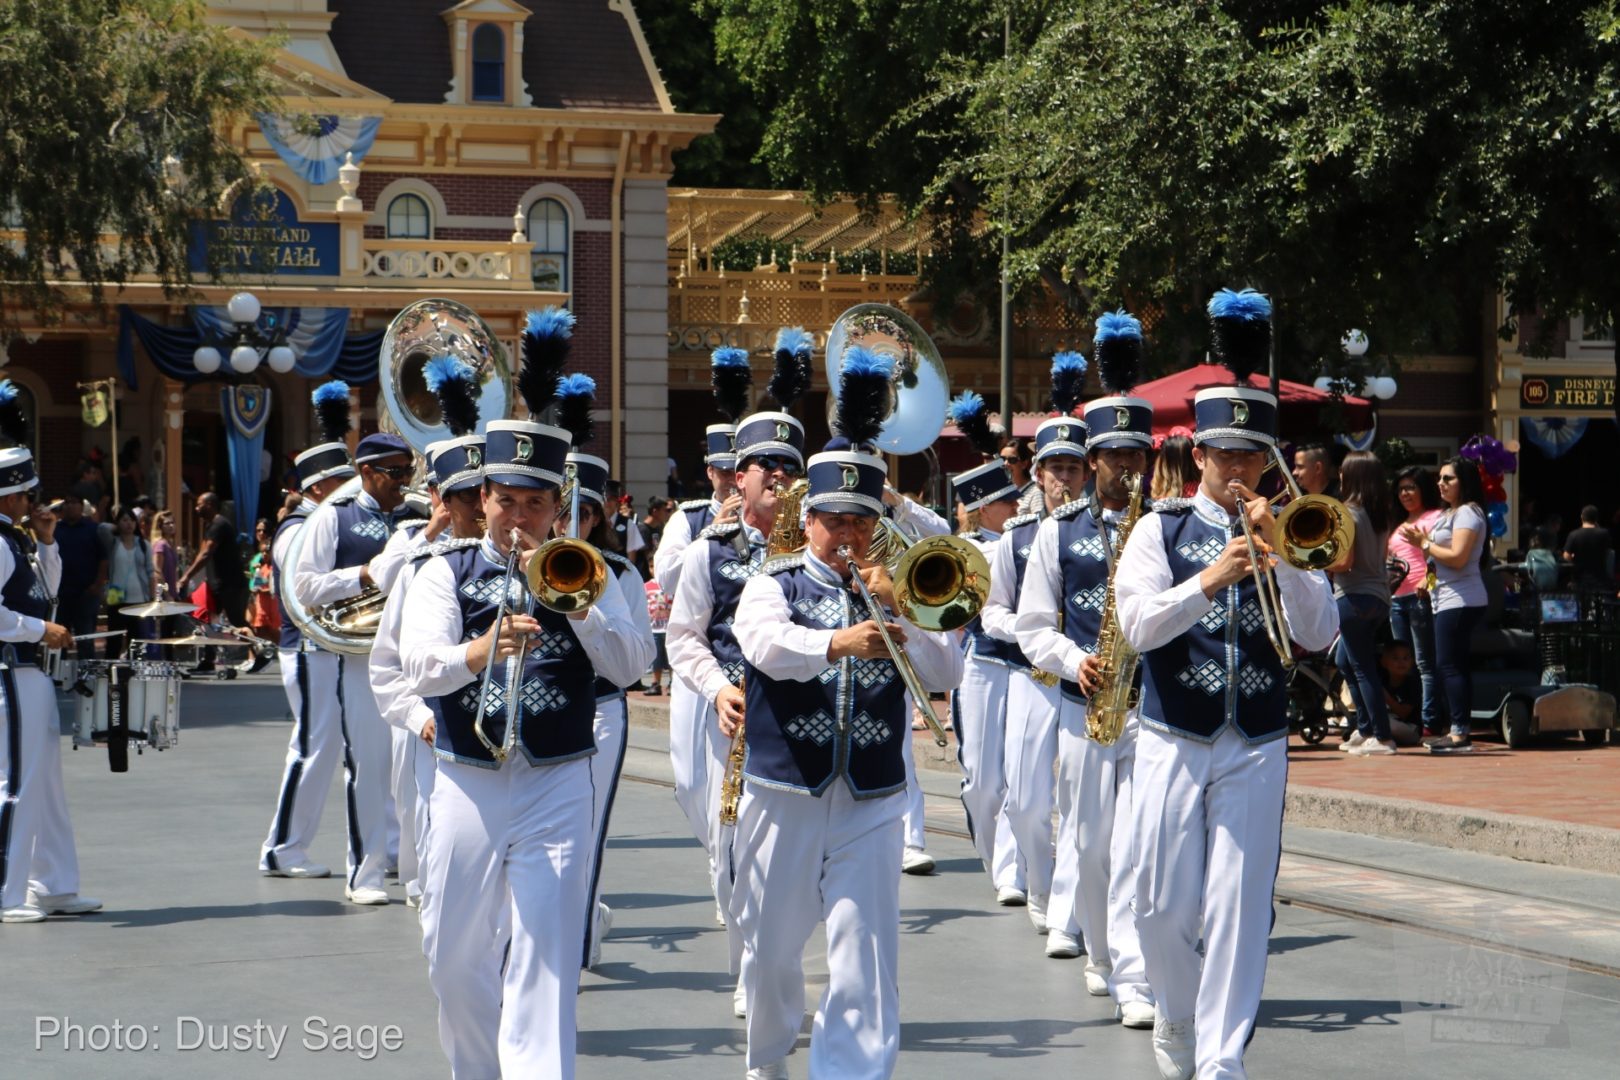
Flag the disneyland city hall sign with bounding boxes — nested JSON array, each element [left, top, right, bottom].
[[189, 187, 339, 277], [1520, 374, 1617, 411]]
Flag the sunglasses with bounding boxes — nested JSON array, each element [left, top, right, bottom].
[[748, 455, 803, 477], [1439, 475, 1457, 483], [999, 455, 1020, 464], [368, 464, 414, 480]]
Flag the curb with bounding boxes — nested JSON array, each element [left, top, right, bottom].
[[1285, 784, 1620, 875]]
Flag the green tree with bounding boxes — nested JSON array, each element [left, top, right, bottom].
[[0, 0, 278, 325]]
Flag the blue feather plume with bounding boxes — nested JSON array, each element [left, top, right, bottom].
[[768, 326, 814, 412], [423, 356, 480, 438], [834, 346, 893, 449], [840, 346, 895, 380], [1050, 351, 1088, 415], [526, 306, 576, 340], [1093, 310, 1143, 395], [311, 380, 351, 444], [422, 355, 473, 394], [710, 346, 753, 421], [1206, 287, 1272, 382], [1206, 288, 1272, 322], [519, 306, 574, 417], [774, 327, 814, 357], [0, 379, 26, 448], [949, 390, 999, 457], [555, 373, 597, 448]]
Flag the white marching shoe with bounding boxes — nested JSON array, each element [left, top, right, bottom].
[[1045, 929, 1081, 958], [36, 893, 102, 915], [745, 1059, 788, 1079], [733, 981, 747, 1019], [2, 905, 46, 923], [1118, 1000, 1157, 1029], [1084, 962, 1112, 996], [995, 885, 1027, 907], [901, 846, 936, 875], [262, 862, 331, 879], [1152, 1017, 1196, 1080], [1026, 894, 1048, 934], [345, 885, 390, 906]]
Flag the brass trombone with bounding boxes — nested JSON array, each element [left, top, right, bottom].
[[840, 545, 953, 748]]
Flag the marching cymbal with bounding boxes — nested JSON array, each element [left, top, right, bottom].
[[119, 600, 197, 617], [133, 631, 254, 646]]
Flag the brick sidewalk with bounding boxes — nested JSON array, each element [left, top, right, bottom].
[[1287, 734, 1620, 830]]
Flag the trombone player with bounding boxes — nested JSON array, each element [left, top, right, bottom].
[[729, 350, 962, 1080], [1113, 290, 1337, 1080]]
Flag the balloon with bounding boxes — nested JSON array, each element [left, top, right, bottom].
[[1482, 473, 1506, 502], [1487, 501, 1508, 538]]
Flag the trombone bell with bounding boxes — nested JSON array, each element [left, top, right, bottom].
[[893, 535, 991, 632], [526, 537, 608, 614], [1274, 495, 1353, 570]]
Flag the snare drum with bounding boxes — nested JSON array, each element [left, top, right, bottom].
[[131, 661, 181, 751], [72, 661, 113, 747]]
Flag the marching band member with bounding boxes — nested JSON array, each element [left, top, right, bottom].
[[984, 356, 1092, 951], [1115, 290, 1336, 1080], [730, 348, 963, 1080], [665, 347, 752, 903], [401, 306, 651, 1079], [0, 384, 95, 925], [667, 396, 807, 1017], [259, 382, 360, 886], [944, 390, 1026, 903], [1017, 317, 1159, 1027], [367, 355, 488, 910], [288, 423, 422, 904], [553, 374, 658, 971]]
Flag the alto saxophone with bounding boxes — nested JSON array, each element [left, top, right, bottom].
[[718, 480, 809, 826], [1085, 472, 1145, 745]]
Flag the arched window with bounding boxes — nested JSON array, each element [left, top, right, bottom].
[[386, 193, 431, 239], [471, 25, 505, 102], [528, 198, 570, 292]]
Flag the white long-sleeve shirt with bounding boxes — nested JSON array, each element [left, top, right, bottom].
[[368, 520, 432, 597], [980, 523, 1027, 647], [369, 552, 433, 736], [1114, 489, 1338, 656], [665, 521, 766, 704], [606, 557, 655, 688], [400, 538, 652, 704], [651, 498, 720, 599], [890, 495, 949, 539], [0, 516, 60, 642], [733, 550, 963, 693], [1015, 504, 1125, 682]]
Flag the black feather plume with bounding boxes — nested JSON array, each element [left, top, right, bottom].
[[555, 374, 596, 449], [519, 307, 574, 419], [423, 356, 481, 438], [0, 380, 28, 448], [948, 391, 999, 457], [710, 347, 753, 422], [1207, 288, 1271, 383], [311, 380, 351, 444], [1093, 310, 1143, 395], [834, 347, 893, 450], [767, 327, 814, 413]]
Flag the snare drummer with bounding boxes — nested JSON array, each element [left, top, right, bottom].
[[0, 434, 100, 924]]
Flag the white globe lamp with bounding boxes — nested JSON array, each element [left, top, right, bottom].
[[229, 345, 261, 374], [1341, 329, 1369, 357], [1313, 376, 1333, 393], [1372, 376, 1398, 400], [192, 346, 221, 375], [266, 345, 297, 374], [226, 291, 262, 325]]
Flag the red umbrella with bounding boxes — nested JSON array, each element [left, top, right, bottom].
[[1131, 364, 1373, 436]]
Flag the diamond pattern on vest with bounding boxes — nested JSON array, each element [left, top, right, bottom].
[[851, 711, 892, 748], [1177, 659, 1227, 696], [1237, 663, 1274, 698], [460, 575, 524, 607], [1237, 599, 1264, 635], [1071, 583, 1107, 612], [349, 517, 389, 543], [1068, 535, 1107, 561], [850, 658, 896, 690], [1198, 605, 1228, 634], [1176, 534, 1228, 567], [460, 681, 506, 717], [530, 627, 576, 660], [785, 708, 836, 745], [794, 595, 845, 628], [520, 677, 569, 713], [721, 659, 746, 686], [718, 552, 763, 582]]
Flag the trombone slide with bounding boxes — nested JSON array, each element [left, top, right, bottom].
[[839, 546, 951, 747]]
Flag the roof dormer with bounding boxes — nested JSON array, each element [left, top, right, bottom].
[[441, 0, 533, 107]]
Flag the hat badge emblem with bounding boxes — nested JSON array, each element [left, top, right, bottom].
[[1057, 424, 1071, 441], [775, 420, 791, 442], [840, 464, 860, 490], [466, 446, 482, 468], [1115, 406, 1131, 429], [514, 435, 533, 462], [1232, 401, 1250, 426]]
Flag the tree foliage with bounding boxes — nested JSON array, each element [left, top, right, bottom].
[[0, 0, 278, 324]]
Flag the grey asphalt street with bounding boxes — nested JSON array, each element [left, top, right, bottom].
[[0, 675, 1614, 1079]]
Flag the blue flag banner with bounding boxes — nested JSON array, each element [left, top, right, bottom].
[[1520, 416, 1590, 460], [221, 385, 272, 535], [118, 306, 383, 389], [256, 114, 382, 185]]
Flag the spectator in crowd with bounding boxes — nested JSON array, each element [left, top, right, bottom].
[[53, 494, 105, 656], [637, 496, 673, 580], [278, 489, 302, 523], [120, 438, 145, 501], [1563, 505, 1613, 588], [1149, 433, 1199, 501], [1003, 438, 1043, 515], [100, 504, 155, 657], [1536, 511, 1564, 551], [1400, 456, 1489, 752], [1292, 441, 1340, 498], [644, 576, 672, 697], [1331, 451, 1397, 755], [1524, 530, 1561, 591], [604, 480, 643, 559], [70, 460, 108, 522], [247, 518, 280, 640], [1387, 465, 1442, 736], [1378, 640, 1424, 747], [178, 492, 247, 627], [148, 509, 186, 639]]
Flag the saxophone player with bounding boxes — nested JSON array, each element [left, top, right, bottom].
[[1016, 312, 1157, 1028], [1114, 291, 1336, 1080], [666, 406, 806, 1019]]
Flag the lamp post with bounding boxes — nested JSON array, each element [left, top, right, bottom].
[[1314, 330, 1398, 405], [191, 292, 297, 376]]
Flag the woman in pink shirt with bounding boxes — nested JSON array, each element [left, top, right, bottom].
[[1387, 466, 1442, 735]]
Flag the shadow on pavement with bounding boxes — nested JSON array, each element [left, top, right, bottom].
[[900, 1017, 1086, 1057], [576, 1024, 745, 1062], [1268, 933, 1355, 955], [901, 906, 1003, 934], [582, 962, 735, 997], [103, 897, 352, 928], [1256, 998, 1411, 1032]]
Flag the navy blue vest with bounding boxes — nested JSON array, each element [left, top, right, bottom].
[[424, 541, 598, 768], [962, 527, 1030, 669], [2, 524, 51, 665], [595, 549, 637, 701], [698, 522, 766, 688], [680, 499, 716, 542], [329, 493, 421, 571], [273, 510, 309, 650], [1051, 498, 1113, 704], [742, 555, 908, 799], [1138, 501, 1289, 743]]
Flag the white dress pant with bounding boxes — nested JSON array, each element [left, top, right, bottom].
[[999, 671, 1059, 905], [260, 650, 390, 891], [389, 727, 416, 895], [953, 656, 1018, 887], [667, 680, 713, 859], [1045, 694, 1087, 938], [734, 781, 904, 1079], [1133, 724, 1287, 1080], [900, 716, 926, 851], [0, 665, 81, 909], [1070, 707, 1149, 1004], [582, 694, 627, 967], [420, 755, 593, 1080]]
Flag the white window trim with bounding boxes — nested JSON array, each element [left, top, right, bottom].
[[385, 192, 434, 239], [525, 195, 572, 293], [368, 179, 447, 234], [1564, 313, 1615, 359], [469, 23, 507, 103]]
